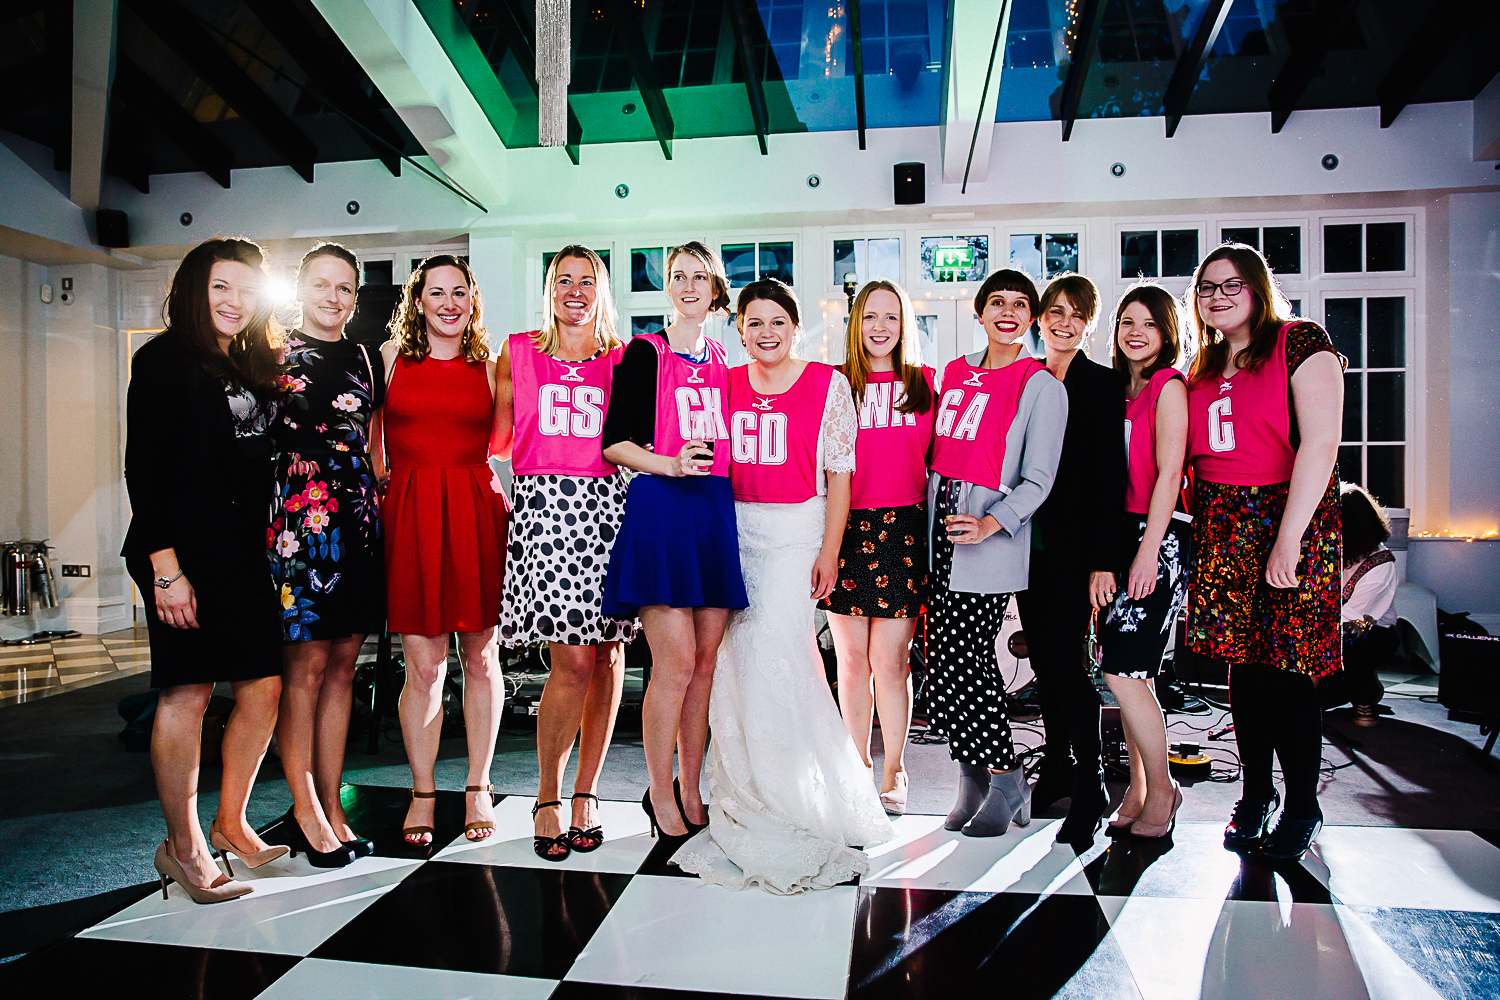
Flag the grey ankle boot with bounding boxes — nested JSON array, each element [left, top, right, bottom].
[[944, 762, 990, 831], [962, 768, 1033, 837]]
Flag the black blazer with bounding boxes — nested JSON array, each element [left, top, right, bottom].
[[1030, 352, 1127, 574], [120, 333, 275, 590]]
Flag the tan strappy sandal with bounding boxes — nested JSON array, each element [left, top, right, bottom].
[[464, 784, 496, 841], [404, 789, 438, 844]]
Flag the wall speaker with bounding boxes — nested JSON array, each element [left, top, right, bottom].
[[96, 209, 129, 248], [893, 162, 925, 205]]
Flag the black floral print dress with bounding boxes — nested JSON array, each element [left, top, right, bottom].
[[269, 334, 386, 642]]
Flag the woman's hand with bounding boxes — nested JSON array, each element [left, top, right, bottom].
[[672, 441, 713, 477], [288, 454, 321, 478], [1089, 570, 1117, 609], [156, 575, 199, 629], [1127, 548, 1159, 601], [945, 513, 999, 545], [811, 548, 839, 600], [1266, 536, 1301, 589]]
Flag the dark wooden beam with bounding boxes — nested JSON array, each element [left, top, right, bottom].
[[0, 1, 45, 25], [606, 0, 674, 160], [46, 0, 69, 171], [1376, 5, 1500, 128], [1266, 0, 1360, 134], [126, 0, 318, 181], [1058, 0, 1108, 141], [1163, 0, 1232, 137], [241, 0, 404, 174], [848, 0, 866, 150], [0, 55, 54, 116], [491, 0, 582, 164], [724, 0, 769, 155], [114, 57, 234, 188], [106, 101, 152, 194]]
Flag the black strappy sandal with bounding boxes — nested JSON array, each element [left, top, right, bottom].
[[532, 800, 571, 862], [566, 792, 605, 853]]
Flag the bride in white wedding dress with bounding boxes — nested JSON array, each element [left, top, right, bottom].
[[675, 279, 893, 894]]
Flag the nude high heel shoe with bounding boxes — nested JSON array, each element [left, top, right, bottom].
[[880, 770, 909, 816], [209, 820, 290, 877], [154, 841, 253, 904]]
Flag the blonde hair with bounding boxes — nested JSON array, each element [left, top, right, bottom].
[[537, 245, 620, 357], [667, 241, 731, 317], [386, 254, 489, 362], [841, 280, 932, 415]]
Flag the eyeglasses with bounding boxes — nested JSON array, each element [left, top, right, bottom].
[[1196, 278, 1247, 298]]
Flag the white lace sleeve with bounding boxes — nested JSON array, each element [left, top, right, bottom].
[[821, 370, 858, 475]]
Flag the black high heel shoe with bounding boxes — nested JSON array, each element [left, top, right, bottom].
[[532, 800, 572, 862], [641, 788, 692, 841], [1259, 808, 1322, 861], [566, 792, 605, 853], [673, 778, 708, 835], [273, 811, 356, 868], [341, 836, 375, 858], [1223, 792, 1280, 854]]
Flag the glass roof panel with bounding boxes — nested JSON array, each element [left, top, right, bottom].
[[995, 0, 1069, 122], [1073, 0, 1218, 121]]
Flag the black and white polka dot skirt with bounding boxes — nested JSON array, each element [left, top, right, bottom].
[[500, 473, 640, 647], [924, 478, 1017, 770]]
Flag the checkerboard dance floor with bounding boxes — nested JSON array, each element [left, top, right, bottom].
[[7, 784, 1499, 999]]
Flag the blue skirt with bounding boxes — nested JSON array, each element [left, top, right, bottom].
[[601, 473, 748, 614]]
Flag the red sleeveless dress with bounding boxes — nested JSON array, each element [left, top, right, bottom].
[[383, 355, 509, 635]]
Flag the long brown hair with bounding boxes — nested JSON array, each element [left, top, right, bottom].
[[162, 237, 284, 394], [1111, 282, 1184, 379], [387, 254, 489, 362], [537, 245, 620, 356], [1186, 243, 1294, 385], [842, 280, 933, 415]]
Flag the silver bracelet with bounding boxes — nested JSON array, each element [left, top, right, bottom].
[[154, 569, 185, 590]]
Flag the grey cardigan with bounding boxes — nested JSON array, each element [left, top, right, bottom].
[[926, 354, 1068, 594]]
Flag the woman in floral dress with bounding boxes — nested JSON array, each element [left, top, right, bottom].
[[269, 243, 385, 866]]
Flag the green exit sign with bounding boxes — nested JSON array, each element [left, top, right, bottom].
[[934, 245, 972, 270]]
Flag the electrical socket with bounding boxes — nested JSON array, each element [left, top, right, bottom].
[[61, 564, 90, 578]]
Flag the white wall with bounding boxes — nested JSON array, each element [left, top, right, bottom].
[[1446, 191, 1500, 536]]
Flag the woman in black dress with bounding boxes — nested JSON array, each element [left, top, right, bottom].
[[122, 239, 288, 903], [269, 244, 385, 866]]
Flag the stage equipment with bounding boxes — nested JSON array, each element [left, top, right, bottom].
[[893, 162, 925, 204]]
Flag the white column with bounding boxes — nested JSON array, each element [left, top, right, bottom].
[[938, 0, 1011, 187], [70, 0, 119, 212]]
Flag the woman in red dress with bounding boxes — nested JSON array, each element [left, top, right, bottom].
[[372, 254, 510, 846]]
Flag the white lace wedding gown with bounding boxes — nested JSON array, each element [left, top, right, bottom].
[[676, 369, 894, 894]]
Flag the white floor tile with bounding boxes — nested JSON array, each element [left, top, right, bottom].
[[1332, 906, 1446, 1000], [434, 797, 654, 873], [1312, 827, 1500, 912], [79, 854, 421, 956], [1102, 896, 1371, 1000], [565, 874, 858, 999], [863, 816, 1093, 895], [255, 958, 557, 1000]]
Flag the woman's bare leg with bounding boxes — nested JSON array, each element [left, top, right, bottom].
[[458, 627, 504, 836], [868, 617, 917, 790], [215, 675, 283, 852], [535, 642, 598, 841], [314, 634, 366, 841], [398, 633, 451, 838], [638, 606, 699, 837], [674, 607, 728, 827], [152, 683, 221, 886], [828, 613, 875, 767], [279, 641, 344, 852], [573, 641, 624, 832]]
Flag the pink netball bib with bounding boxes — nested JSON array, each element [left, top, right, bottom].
[[850, 367, 936, 509], [930, 356, 1048, 491], [728, 362, 835, 504], [1187, 323, 1295, 486], [639, 332, 731, 477], [1124, 368, 1185, 513], [509, 333, 621, 477]]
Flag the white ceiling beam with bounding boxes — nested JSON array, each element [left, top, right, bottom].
[[939, 0, 1012, 189], [1474, 71, 1500, 161], [70, 0, 117, 211], [310, 0, 506, 208]]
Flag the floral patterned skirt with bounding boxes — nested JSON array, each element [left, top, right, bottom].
[[1185, 477, 1341, 678], [1097, 515, 1191, 679], [270, 451, 386, 642], [819, 503, 928, 618]]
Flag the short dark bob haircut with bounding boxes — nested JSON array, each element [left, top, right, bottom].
[[972, 268, 1040, 320]]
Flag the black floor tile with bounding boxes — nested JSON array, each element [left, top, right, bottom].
[[848, 886, 1125, 1000], [261, 783, 469, 860], [311, 860, 631, 979], [635, 835, 702, 878], [0, 936, 300, 998], [0, 881, 157, 961], [551, 982, 791, 1000], [1351, 905, 1500, 1000], [1473, 828, 1500, 852]]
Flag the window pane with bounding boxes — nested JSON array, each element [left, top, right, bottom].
[[1045, 233, 1079, 277], [1324, 298, 1363, 365], [915, 312, 939, 361], [631, 247, 663, 292], [1342, 372, 1363, 441], [1221, 226, 1259, 249], [834, 240, 861, 285], [1365, 222, 1405, 272], [1010, 234, 1043, 280], [1324, 224, 1362, 273], [1367, 372, 1404, 441], [543, 251, 556, 278], [868, 238, 901, 282], [1338, 444, 1364, 485], [1263, 226, 1300, 274], [1366, 445, 1405, 508], [1287, 298, 1303, 317], [362, 260, 393, 286], [1121, 231, 1158, 278], [721, 243, 755, 288], [630, 314, 665, 338], [1162, 230, 1199, 277], [759, 241, 794, 284], [596, 249, 610, 276], [1366, 297, 1405, 368]]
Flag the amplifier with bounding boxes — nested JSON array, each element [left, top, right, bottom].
[[1438, 633, 1500, 715]]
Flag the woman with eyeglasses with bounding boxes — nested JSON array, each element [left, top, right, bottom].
[[1184, 244, 1343, 861], [494, 246, 638, 862]]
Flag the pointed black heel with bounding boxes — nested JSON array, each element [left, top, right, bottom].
[[673, 778, 708, 835]]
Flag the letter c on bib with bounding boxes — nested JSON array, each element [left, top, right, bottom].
[[1207, 397, 1235, 453]]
